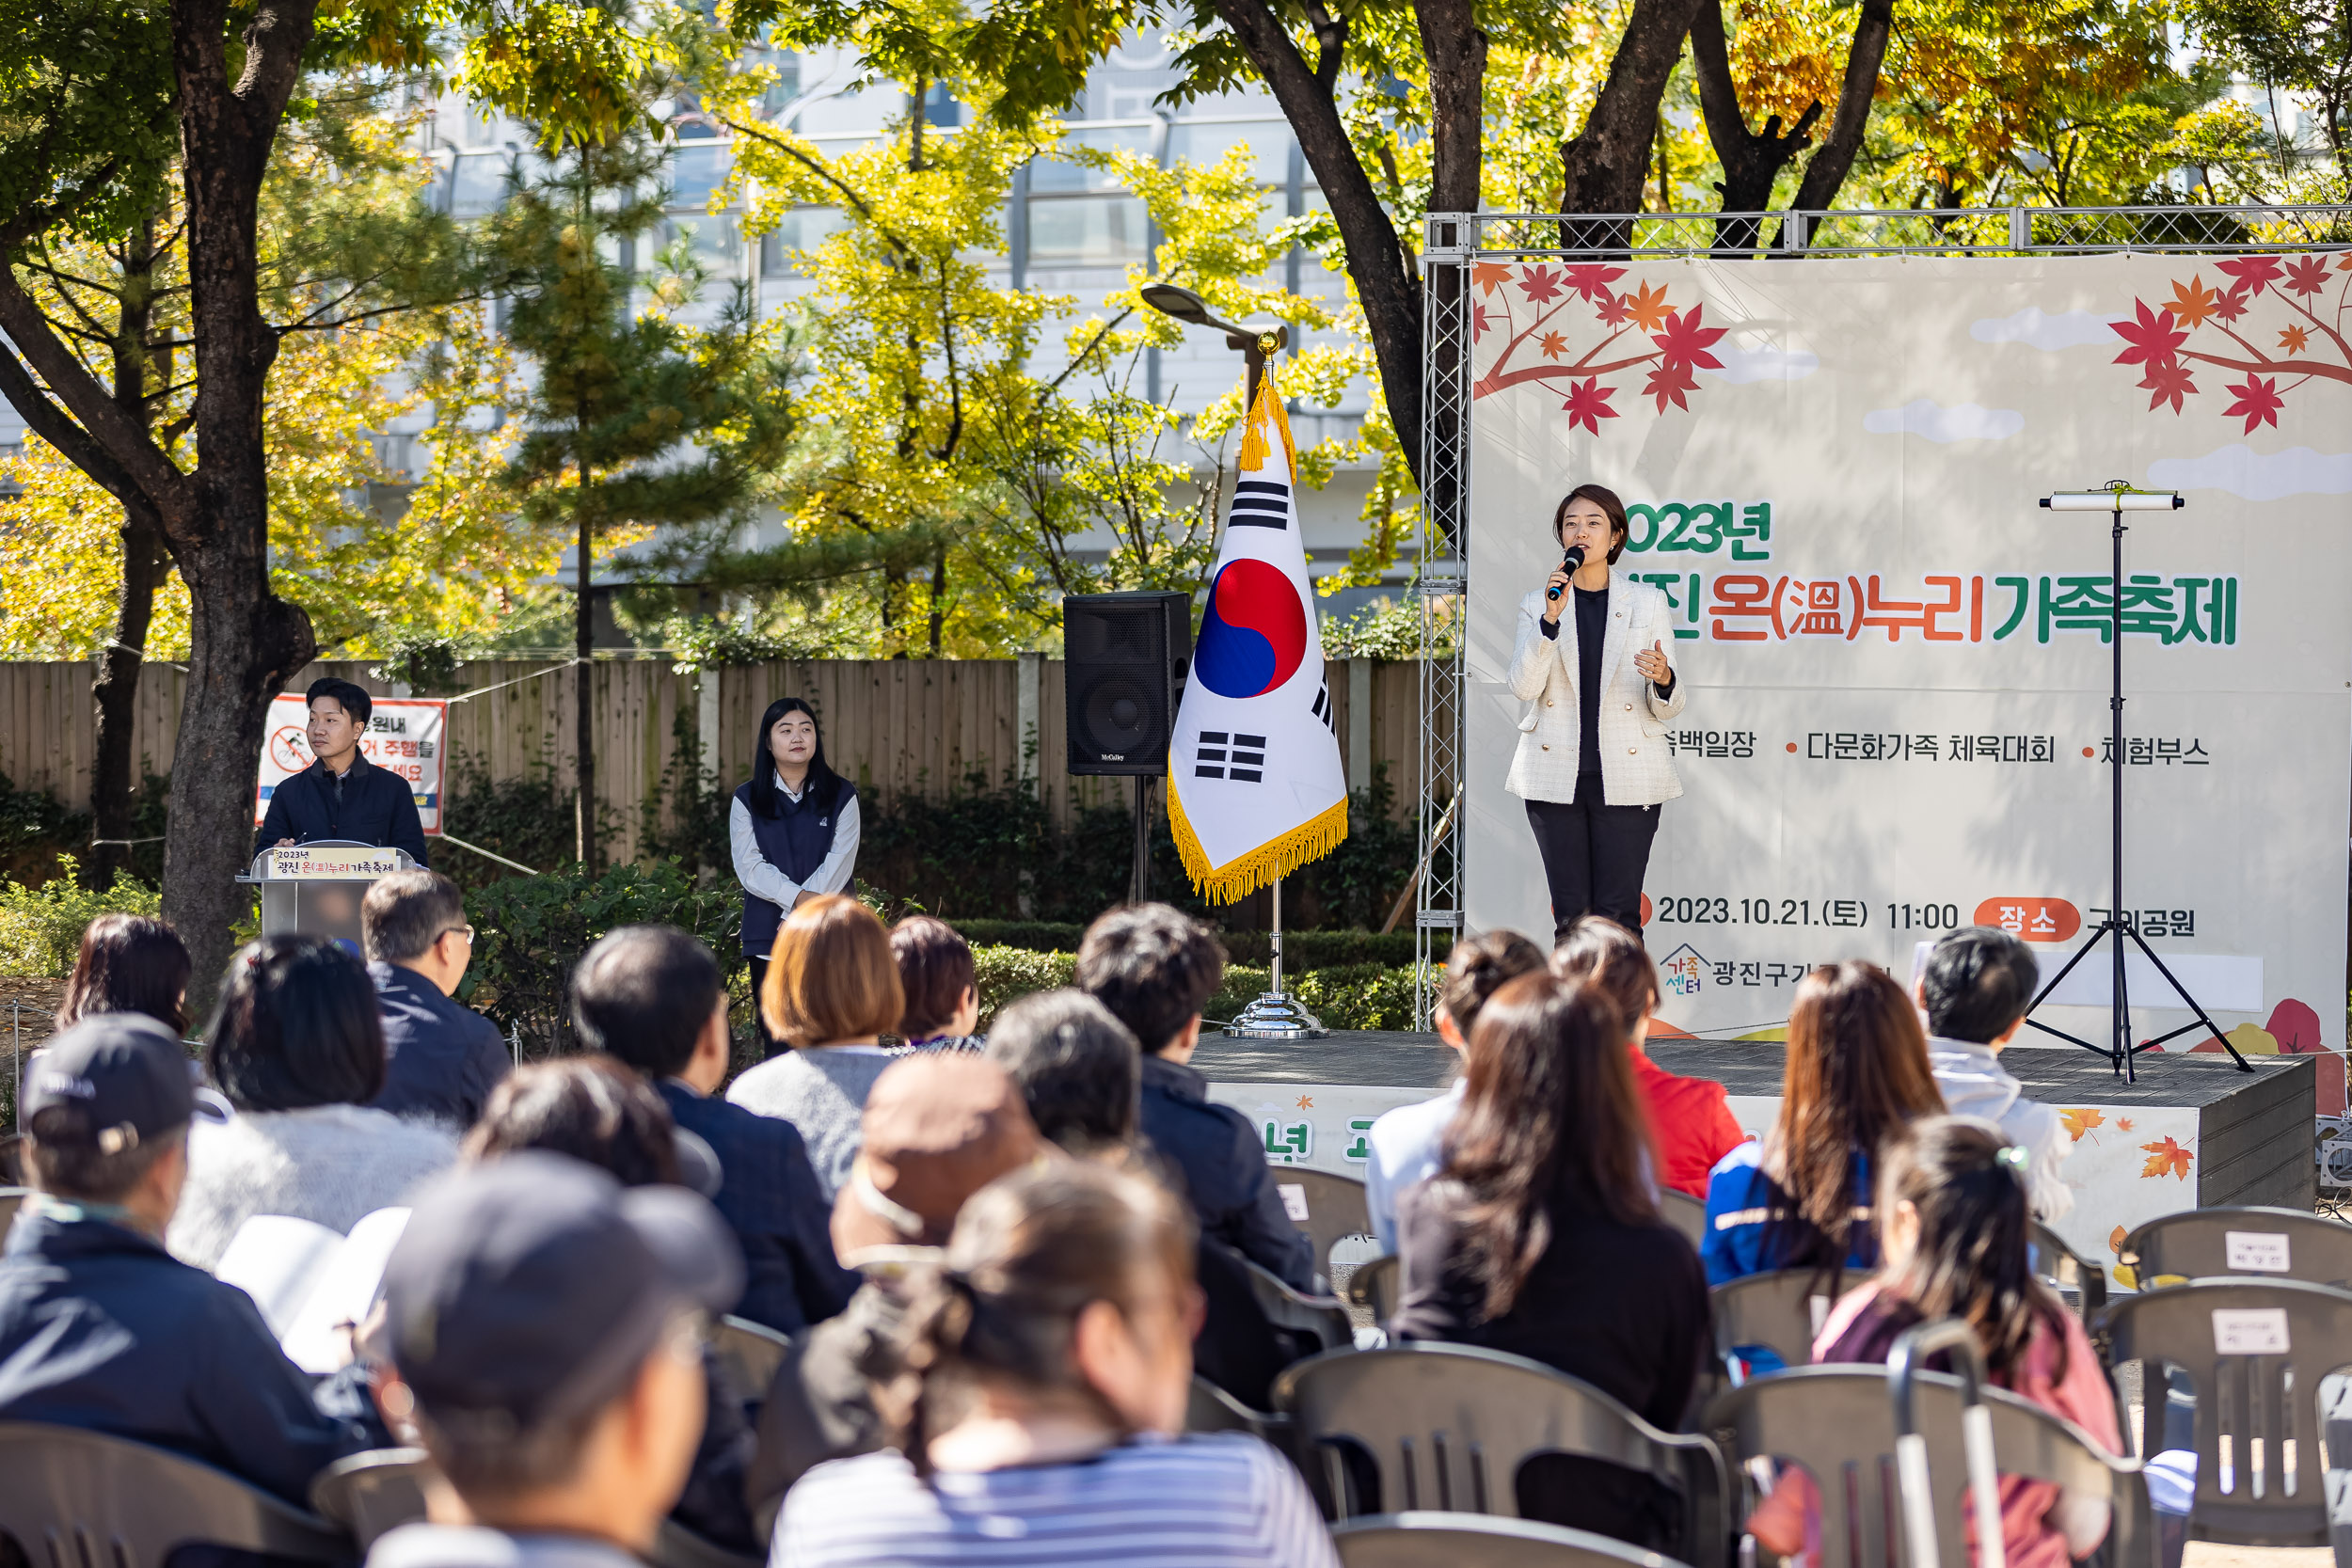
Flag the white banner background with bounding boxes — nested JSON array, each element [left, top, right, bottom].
[[255, 694, 449, 835], [1464, 254, 2351, 1097]]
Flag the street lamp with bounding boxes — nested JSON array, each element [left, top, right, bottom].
[[1138, 282, 1289, 406]]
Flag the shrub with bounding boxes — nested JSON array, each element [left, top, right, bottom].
[[1293, 962, 1424, 1031], [0, 858, 164, 977], [971, 944, 1077, 1027]]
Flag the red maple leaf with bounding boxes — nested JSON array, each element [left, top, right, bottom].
[[1564, 264, 1626, 303], [1471, 261, 1513, 295], [1595, 293, 1630, 327], [1472, 301, 1494, 340], [2213, 289, 2249, 324], [2139, 359, 2196, 414], [2280, 324, 2311, 355], [2284, 255, 2331, 296], [1645, 359, 1701, 412], [1652, 304, 1727, 372], [1518, 264, 1565, 305], [2223, 373, 2284, 433], [1561, 376, 1617, 435], [2216, 255, 2284, 295], [1538, 329, 1569, 360], [2110, 300, 2186, 372], [2139, 1136, 2194, 1180]]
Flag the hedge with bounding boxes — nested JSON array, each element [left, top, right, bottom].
[[973, 945, 1425, 1034], [959, 919, 1418, 970]]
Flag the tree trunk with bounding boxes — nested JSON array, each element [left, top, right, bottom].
[[1782, 0, 1894, 241], [1415, 0, 1486, 216], [927, 543, 947, 656], [1690, 0, 1822, 252], [575, 497, 597, 873], [1558, 0, 1707, 249]]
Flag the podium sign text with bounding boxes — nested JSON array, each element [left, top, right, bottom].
[[265, 847, 404, 880]]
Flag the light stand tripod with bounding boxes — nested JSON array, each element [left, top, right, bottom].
[[2021, 482, 2249, 1081]]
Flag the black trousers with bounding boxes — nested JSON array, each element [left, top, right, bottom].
[[746, 954, 787, 1060], [1525, 772, 1661, 943]]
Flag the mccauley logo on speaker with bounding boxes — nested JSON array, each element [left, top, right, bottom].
[[1166, 362, 1349, 905]]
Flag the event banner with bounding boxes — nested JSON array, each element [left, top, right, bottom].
[[1463, 253, 2351, 1085], [254, 693, 448, 835]]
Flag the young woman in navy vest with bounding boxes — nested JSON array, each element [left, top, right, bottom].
[[731, 698, 861, 1050]]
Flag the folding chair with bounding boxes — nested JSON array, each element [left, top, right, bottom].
[[2118, 1208, 2352, 1293], [2028, 1223, 2109, 1318], [1243, 1257, 1356, 1358], [0, 1420, 348, 1568], [1710, 1269, 1853, 1378], [1277, 1168, 1377, 1283], [0, 1189, 27, 1235], [310, 1448, 431, 1548], [1661, 1191, 1707, 1250], [1346, 1255, 1401, 1323], [2096, 1275, 2352, 1548], [710, 1314, 791, 1405], [1334, 1511, 1696, 1568], [1274, 1342, 1729, 1568], [1703, 1365, 2155, 1568]]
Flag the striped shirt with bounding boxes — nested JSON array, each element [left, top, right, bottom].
[[772, 1432, 1341, 1568]]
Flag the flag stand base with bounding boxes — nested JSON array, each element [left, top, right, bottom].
[[1222, 877, 1327, 1038]]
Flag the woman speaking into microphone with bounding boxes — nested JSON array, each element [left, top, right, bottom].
[[1507, 483, 1690, 943]]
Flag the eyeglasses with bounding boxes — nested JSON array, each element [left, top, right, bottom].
[[440, 925, 476, 945]]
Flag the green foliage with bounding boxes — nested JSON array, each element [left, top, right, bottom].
[[0, 857, 162, 977], [1292, 962, 1422, 1031], [972, 944, 1077, 1026], [438, 752, 611, 892], [0, 0, 176, 246], [957, 919, 1419, 967], [660, 614, 848, 673], [973, 942, 1421, 1032]]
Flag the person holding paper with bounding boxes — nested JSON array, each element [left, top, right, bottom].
[[255, 676, 429, 867], [0, 1015, 381, 1504]]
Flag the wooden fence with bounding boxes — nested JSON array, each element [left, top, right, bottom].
[[0, 657, 1432, 865]]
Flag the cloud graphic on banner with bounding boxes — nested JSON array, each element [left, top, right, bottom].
[[1970, 307, 2124, 350], [1862, 399, 2026, 443], [2147, 443, 2352, 499], [1698, 341, 1821, 383]]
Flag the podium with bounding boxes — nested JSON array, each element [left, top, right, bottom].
[[241, 840, 417, 949]]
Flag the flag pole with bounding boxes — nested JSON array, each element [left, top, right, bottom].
[[1225, 874, 1327, 1038]]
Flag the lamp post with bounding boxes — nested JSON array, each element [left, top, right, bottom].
[[1138, 282, 1289, 408]]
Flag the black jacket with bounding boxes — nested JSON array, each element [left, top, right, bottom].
[[368, 962, 511, 1128], [1137, 1054, 1315, 1291], [254, 752, 429, 866], [0, 1207, 379, 1505]]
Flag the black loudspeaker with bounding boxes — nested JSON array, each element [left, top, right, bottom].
[[1063, 591, 1192, 776]]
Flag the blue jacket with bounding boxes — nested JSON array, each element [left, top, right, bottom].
[[1137, 1054, 1315, 1291], [0, 1206, 379, 1505], [656, 1081, 859, 1336], [255, 752, 429, 866], [369, 962, 512, 1129], [1700, 1141, 1881, 1287]]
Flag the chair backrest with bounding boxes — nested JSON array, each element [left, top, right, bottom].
[[2026, 1224, 2108, 1318], [2095, 1275, 2352, 1547], [309, 1449, 432, 1549], [711, 1315, 791, 1404], [1277, 1168, 1375, 1278], [1241, 1257, 1356, 1357], [0, 1188, 28, 1234], [1710, 1269, 1850, 1373], [1703, 1366, 2155, 1568], [1334, 1511, 1694, 1568], [1346, 1254, 1401, 1323], [1660, 1191, 1706, 1249], [0, 1420, 349, 1568], [1273, 1343, 1728, 1568], [2118, 1208, 2352, 1292]]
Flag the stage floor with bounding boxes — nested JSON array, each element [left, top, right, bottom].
[[1197, 1032, 2318, 1282]]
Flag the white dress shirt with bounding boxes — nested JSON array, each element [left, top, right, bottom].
[[729, 782, 862, 910]]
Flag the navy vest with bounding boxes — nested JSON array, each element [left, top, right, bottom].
[[737, 777, 856, 957]]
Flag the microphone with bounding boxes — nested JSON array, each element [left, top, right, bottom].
[[1547, 544, 1587, 601]]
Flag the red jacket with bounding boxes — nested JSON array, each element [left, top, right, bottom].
[[1629, 1046, 1746, 1198]]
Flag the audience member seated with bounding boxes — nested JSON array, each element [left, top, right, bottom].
[[889, 915, 984, 1053], [55, 913, 192, 1037], [1917, 926, 2074, 1221], [362, 869, 511, 1128], [1747, 1117, 2120, 1568], [571, 925, 855, 1335], [461, 1058, 763, 1555], [0, 1015, 379, 1505], [773, 1162, 1340, 1568], [749, 1053, 1043, 1510], [1074, 904, 1314, 1291], [1363, 929, 1543, 1250], [364, 1153, 741, 1568], [1389, 972, 1708, 1548], [1552, 916, 1744, 1199], [171, 935, 457, 1271], [1703, 961, 1944, 1288], [987, 988, 1292, 1407], [727, 895, 905, 1200]]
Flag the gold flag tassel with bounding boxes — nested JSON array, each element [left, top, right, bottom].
[[1166, 783, 1349, 906], [1233, 345, 1295, 478]]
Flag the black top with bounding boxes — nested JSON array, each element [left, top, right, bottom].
[[254, 752, 429, 866], [1573, 584, 1609, 777], [369, 962, 512, 1127], [1390, 1177, 1711, 1544], [1137, 1054, 1316, 1291]]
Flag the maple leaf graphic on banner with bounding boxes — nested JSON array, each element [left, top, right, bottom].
[[1518, 265, 1565, 306], [1471, 261, 1513, 294], [1470, 264, 1717, 417], [1622, 280, 1675, 333], [2059, 1108, 2106, 1143], [1652, 305, 1727, 373], [2141, 359, 2196, 414], [2280, 325, 2311, 355], [2224, 373, 2285, 433], [2139, 1136, 2194, 1180], [1563, 264, 1624, 302], [2110, 252, 2352, 419], [1562, 377, 1617, 434], [2166, 276, 2220, 328], [2286, 255, 2331, 295], [1644, 360, 1700, 412]]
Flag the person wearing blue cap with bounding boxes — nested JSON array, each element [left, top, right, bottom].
[[365, 1152, 744, 1568], [0, 1014, 382, 1504]]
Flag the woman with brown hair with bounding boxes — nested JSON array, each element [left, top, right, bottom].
[[888, 915, 982, 1053], [1551, 915, 1743, 1198], [1700, 960, 1946, 1286], [725, 893, 904, 1201], [56, 912, 192, 1036], [773, 1162, 1338, 1568], [1390, 971, 1708, 1544]]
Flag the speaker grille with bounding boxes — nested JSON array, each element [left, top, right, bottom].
[[1063, 592, 1191, 776]]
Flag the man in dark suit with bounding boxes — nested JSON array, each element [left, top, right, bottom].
[[254, 677, 428, 866], [363, 869, 510, 1127]]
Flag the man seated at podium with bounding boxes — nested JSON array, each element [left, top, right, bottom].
[[255, 677, 428, 867]]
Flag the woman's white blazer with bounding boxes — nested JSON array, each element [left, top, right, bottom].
[[1503, 568, 1691, 806]]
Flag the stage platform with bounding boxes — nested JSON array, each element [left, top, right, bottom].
[[1198, 1033, 2316, 1288]]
